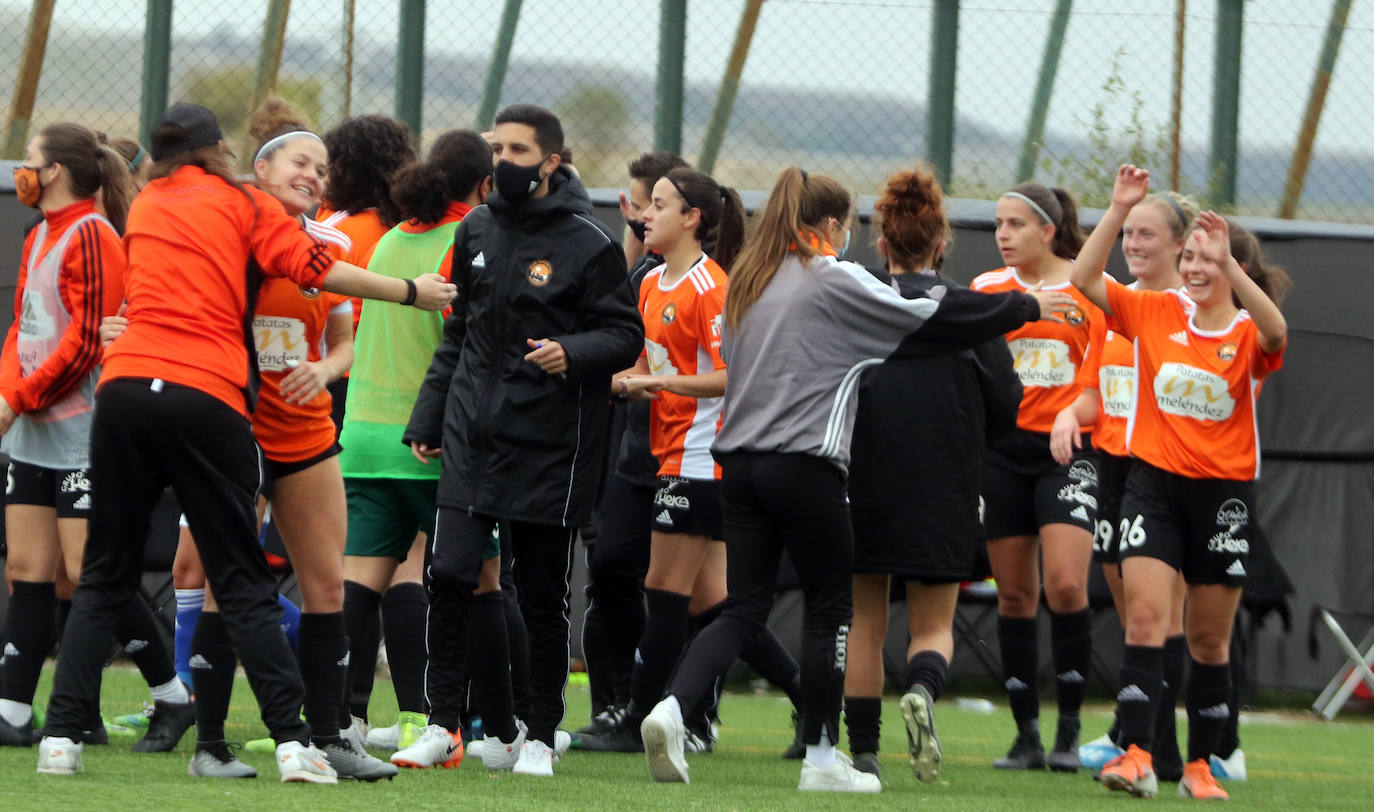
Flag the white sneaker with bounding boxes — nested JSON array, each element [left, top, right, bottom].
[[640, 700, 689, 783], [513, 739, 555, 777], [798, 756, 882, 793], [37, 736, 83, 775], [1210, 748, 1247, 781], [276, 740, 338, 784], [480, 721, 527, 770], [466, 737, 486, 759], [366, 723, 400, 750], [553, 729, 572, 760], [389, 724, 464, 769]]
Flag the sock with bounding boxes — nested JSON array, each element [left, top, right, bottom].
[[805, 724, 836, 767], [297, 612, 347, 743], [56, 599, 73, 642], [1, 581, 58, 709], [1216, 647, 1244, 758], [116, 597, 177, 690], [277, 593, 301, 652], [190, 612, 237, 743], [502, 586, 532, 722], [1154, 635, 1186, 764], [1117, 644, 1163, 752], [1050, 609, 1091, 718], [906, 650, 949, 702], [342, 580, 383, 725], [468, 592, 515, 742], [739, 620, 804, 709], [1186, 660, 1231, 763], [381, 582, 429, 715], [150, 677, 190, 705], [997, 615, 1040, 726], [174, 588, 206, 686], [628, 589, 692, 720], [843, 696, 882, 754]]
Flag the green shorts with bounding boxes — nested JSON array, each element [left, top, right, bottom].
[[344, 478, 499, 561]]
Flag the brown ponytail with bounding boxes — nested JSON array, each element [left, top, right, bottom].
[[1226, 220, 1293, 307], [874, 164, 950, 271], [662, 167, 746, 272], [1007, 182, 1083, 260], [38, 123, 135, 234]]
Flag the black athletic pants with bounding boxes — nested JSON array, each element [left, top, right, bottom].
[[582, 473, 653, 711], [666, 452, 852, 746], [45, 379, 309, 744]]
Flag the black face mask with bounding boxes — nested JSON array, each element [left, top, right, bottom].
[[494, 158, 547, 204], [627, 219, 647, 242]]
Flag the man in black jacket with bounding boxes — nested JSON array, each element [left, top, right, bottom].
[[403, 104, 643, 776]]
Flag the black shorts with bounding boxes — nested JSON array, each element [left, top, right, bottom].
[[651, 475, 722, 539], [260, 443, 342, 498], [6, 460, 92, 519], [1117, 460, 1252, 587], [1092, 452, 1134, 564], [981, 430, 1097, 538]]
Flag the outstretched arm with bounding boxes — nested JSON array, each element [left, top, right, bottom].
[[1071, 164, 1150, 316]]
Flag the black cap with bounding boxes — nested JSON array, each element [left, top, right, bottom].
[[150, 103, 224, 161]]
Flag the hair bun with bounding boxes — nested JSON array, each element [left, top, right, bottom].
[[248, 97, 309, 143]]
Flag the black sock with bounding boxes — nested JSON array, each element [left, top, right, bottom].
[[1117, 644, 1163, 752], [190, 612, 237, 743], [1186, 660, 1231, 763], [1216, 647, 1244, 758], [844, 695, 882, 754], [502, 586, 532, 722], [1154, 635, 1186, 764], [906, 650, 949, 702], [468, 592, 515, 742], [342, 580, 383, 725], [997, 615, 1040, 726], [628, 589, 692, 720], [116, 596, 177, 690], [297, 612, 347, 743], [1050, 609, 1091, 718], [0, 581, 57, 707], [382, 582, 429, 714]]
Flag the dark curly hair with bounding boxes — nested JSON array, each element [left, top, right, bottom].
[[321, 115, 415, 227]]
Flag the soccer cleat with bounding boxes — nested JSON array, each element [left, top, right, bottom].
[[188, 741, 257, 778], [389, 724, 465, 769], [1048, 715, 1081, 772], [1100, 744, 1159, 799], [577, 713, 643, 752], [553, 729, 572, 760], [0, 714, 34, 747], [480, 721, 527, 771], [112, 703, 155, 730], [132, 700, 197, 753], [322, 737, 399, 780], [573, 704, 626, 738], [365, 723, 399, 751], [852, 751, 881, 778], [36, 736, 83, 775], [1209, 748, 1247, 782], [396, 710, 428, 749], [1179, 759, 1229, 800], [899, 685, 942, 782], [245, 736, 275, 754], [641, 700, 689, 784], [275, 740, 338, 783], [684, 725, 714, 754], [1078, 732, 1125, 770], [512, 739, 555, 777], [341, 717, 369, 754], [781, 709, 805, 759], [798, 756, 882, 793], [993, 722, 1046, 770]]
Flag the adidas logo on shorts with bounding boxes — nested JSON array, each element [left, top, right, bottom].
[[1069, 506, 1089, 522], [1118, 684, 1149, 703], [72, 493, 92, 510], [189, 654, 213, 670], [1170, 330, 1189, 345], [1226, 560, 1247, 577], [655, 509, 673, 526]]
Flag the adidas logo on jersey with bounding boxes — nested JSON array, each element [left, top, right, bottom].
[[1069, 506, 1089, 522], [655, 509, 673, 526], [1170, 330, 1189, 346], [1226, 559, 1247, 577], [1004, 677, 1028, 692], [1, 641, 18, 664], [337, 652, 351, 667], [123, 639, 149, 654], [1057, 669, 1085, 684], [1118, 684, 1150, 703], [472, 251, 486, 269], [188, 654, 213, 670], [1197, 702, 1230, 719], [72, 493, 92, 510]]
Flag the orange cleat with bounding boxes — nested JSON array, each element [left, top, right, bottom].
[[1178, 759, 1229, 800], [1100, 744, 1158, 799]]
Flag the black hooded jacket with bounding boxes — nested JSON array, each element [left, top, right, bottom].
[[404, 166, 643, 525]]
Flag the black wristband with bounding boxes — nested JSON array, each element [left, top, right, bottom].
[[402, 278, 418, 306]]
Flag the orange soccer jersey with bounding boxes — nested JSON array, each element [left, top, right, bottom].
[[316, 205, 388, 332], [972, 267, 1106, 434], [1105, 281, 1283, 481], [639, 255, 727, 480]]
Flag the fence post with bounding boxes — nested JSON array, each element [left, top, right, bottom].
[[699, 0, 763, 174], [476, 0, 524, 131], [927, 0, 959, 190], [1209, 0, 1243, 207], [1280, 0, 1352, 219], [342, 0, 356, 119], [250, 0, 291, 115], [396, 0, 425, 140], [655, 0, 687, 153], [1015, 0, 1072, 183], [4, 0, 57, 159], [1169, 0, 1186, 191]]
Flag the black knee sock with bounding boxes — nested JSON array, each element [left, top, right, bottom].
[[906, 650, 949, 701], [502, 587, 532, 722], [998, 615, 1040, 726], [468, 592, 515, 742], [1154, 635, 1186, 764], [56, 599, 73, 647], [297, 612, 347, 744], [1050, 609, 1091, 718], [1117, 644, 1163, 752], [382, 582, 429, 714], [844, 695, 882, 754], [116, 596, 177, 690], [739, 620, 803, 709], [190, 612, 237, 743], [628, 589, 692, 720], [341, 580, 382, 725], [1186, 660, 1231, 763], [1216, 647, 1244, 758], [0, 581, 57, 707]]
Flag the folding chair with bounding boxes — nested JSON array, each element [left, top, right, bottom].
[[1309, 606, 1374, 720], [951, 580, 1003, 679]]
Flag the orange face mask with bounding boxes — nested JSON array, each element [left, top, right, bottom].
[[12, 165, 46, 208]]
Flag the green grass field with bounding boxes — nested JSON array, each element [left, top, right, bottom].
[[1, 665, 1370, 810]]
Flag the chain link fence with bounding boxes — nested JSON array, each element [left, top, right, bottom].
[[3, 0, 1373, 222]]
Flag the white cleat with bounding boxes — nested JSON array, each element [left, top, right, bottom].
[[512, 739, 555, 777], [365, 723, 399, 750], [553, 729, 572, 760], [37, 736, 83, 775], [1210, 748, 1247, 781], [641, 700, 689, 784], [389, 724, 464, 769], [275, 740, 338, 784], [798, 756, 882, 793], [480, 721, 527, 771]]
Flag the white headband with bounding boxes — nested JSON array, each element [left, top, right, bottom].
[[254, 130, 323, 164], [1001, 191, 1053, 225]]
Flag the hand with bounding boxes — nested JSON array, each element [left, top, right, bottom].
[[1112, 164, 1150, 209], [410, 441, 441, 465], [619, 375, 666, 401], [0, 397, 17, 437], [1193, 210, 1232, 267], [411, 273, 458, 311], [278, 360, 329, 405], [618, 190, 637, 227], [1049, 407, 1083, 465], [524, 338, 568, 375], [100, 310, 128, 347], [1026, 281, 1078, 322]]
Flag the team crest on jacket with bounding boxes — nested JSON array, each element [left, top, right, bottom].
[[527, 260, 553, 287], [661, 302, 677, 324], [1216, 342, 1237, 361], [298, 285, 321, 299], [1063, 304, 1086, 326]]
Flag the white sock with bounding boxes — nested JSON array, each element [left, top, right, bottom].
[[150, 677, 190, 705], [175, 587, 206, 612], [805, 724, 837, 767], [663, 695, 683, 724], [0, 698, 32, 727]]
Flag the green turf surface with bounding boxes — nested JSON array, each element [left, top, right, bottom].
[[2, 665, 1370, 810]]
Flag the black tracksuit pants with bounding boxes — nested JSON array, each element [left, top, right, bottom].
[[45, 379, 309, 744], [582, 473, 653, 711], [666, 452, 853, 745]]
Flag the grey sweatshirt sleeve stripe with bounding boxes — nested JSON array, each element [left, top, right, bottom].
[[819, 357, 885, 459]]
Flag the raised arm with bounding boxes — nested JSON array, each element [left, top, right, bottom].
[[1072, 164, 1151, 316], [1195, 210, 1287, 354]]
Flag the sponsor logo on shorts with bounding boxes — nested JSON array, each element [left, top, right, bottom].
[[1215, 498, 1249, 529], [72, 493, 92, 511], [1057, 483, 1098, 511], [1226, 560, 1247, 578], [1207, 532, 1250, 554], [61, 470, 92, 494], [655, 479, 690, 511], [655, 509, 673, 526], [1068, 459, 1098, 486], [834, 624, 849, 671]]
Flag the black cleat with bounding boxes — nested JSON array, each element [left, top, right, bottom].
[[1048, 716, 1081, 772], [0, 714, 33, 747], [993, 721, 1046, 770], [133, 700, 196, 753], [781, 709, 805, 759]]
